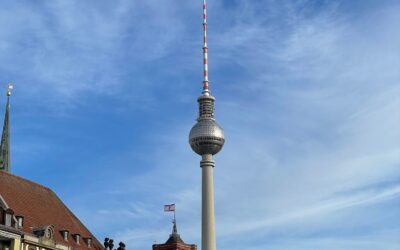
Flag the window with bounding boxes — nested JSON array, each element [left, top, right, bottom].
[[62, 231, 69, 241], [16, 216, 23, 228], [74, 234, 80, 244], [85, 238, 92, 248], [5, 213, 12, 226]]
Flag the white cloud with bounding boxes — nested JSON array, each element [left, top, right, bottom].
[[103, 1, 400, 249], [3, 1, 399, 250]]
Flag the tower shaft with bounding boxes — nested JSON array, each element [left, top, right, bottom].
[[201, 154, 216, 250], [0, 95, 10, 172]]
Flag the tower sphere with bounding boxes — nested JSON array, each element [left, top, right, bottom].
[[189, 119, 225, 156]]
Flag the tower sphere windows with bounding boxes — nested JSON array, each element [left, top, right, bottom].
[[189, 119, 224, 155]]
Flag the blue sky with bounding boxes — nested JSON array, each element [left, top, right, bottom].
[[1, 0, 399, 249]]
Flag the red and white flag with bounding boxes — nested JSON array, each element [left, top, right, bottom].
[[164, 204, 175, 212]]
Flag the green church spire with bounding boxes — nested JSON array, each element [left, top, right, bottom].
[[0, 84, 12, 172]]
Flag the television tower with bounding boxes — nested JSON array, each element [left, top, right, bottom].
[[189, 1, 225, 250]]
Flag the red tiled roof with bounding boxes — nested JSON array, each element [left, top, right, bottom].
[[0, 170, 103, 250]]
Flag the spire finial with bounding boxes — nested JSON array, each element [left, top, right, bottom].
[[202, 0, 210, 95], [6, 84, 13, 97]]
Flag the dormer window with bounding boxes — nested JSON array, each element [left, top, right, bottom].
[[15, 216, 23, 228], [84, 237, 92, 248], [5, 213, 12, 226], [4, 209, 14, 227], [60, 229, 69, 241], [74, 234, 81, 244]]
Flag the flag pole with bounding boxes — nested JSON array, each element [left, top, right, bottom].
[[164, 203, 177, 233], [172, 204, 176, 234]]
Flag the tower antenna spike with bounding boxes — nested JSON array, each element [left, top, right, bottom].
[[202, 0, 210, 95]]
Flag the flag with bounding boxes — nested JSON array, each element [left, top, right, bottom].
[[164, 204, 175, 212]]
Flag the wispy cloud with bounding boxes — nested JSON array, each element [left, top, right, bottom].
[[98, 1, 400, 249], [1, 1, 399, 250], [0, 0, 195, 110]]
